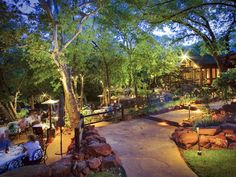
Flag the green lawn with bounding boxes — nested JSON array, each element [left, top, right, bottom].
[[87, 167, 126, 177], [183, 150, 236, 177], [88, 171, 119, 177]]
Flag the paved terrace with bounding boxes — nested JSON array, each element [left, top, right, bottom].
[[97, 110, 198, 177]]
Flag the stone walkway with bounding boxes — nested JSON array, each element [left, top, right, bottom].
[[150, 109, 203, 124], [46, 130, 74, 165], [97, 112, 198, 177]]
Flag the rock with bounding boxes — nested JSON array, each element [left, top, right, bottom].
[[88, 158, 101, 170], [84, 129, 99, 137], [174, 105, 181, 110], [76, 161, 87, 171], [0, 164, 51, 177], [81, 140, 87, 145], [73, 153, 85, 161], [199, 126, 221, 136], [226, 134, 236, 142], [208, 134, 228, 149], [50, 156, 72, 177], [82, 167, 90, 175], [85, 134, 106, 144], [88, 140, 100, 146], [101, 154, 122, 169], [84, 125, 95, 131], [221, 123, 236, 133], [223, 129, 235, 134], [172, 129, 198, 148], [229, 142, 236, 149], [87, 143, 112, 156], [181, 120, 192, 127], [199, 135, 211, 148], [78, 173, 85, 177], [98, 156, 103, 162], [179, 131, 198, 148], [84, 153, 90, 160]]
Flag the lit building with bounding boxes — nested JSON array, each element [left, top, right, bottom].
[[181, 52, 236, 85]]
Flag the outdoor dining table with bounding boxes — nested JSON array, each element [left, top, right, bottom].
[[32, 123, 50, 130], [0, 127, 7, 137], [0, 145, 26, 174]]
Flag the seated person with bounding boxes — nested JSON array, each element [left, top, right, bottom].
[[18, 118, 29, 132], [40, 111, 48, 123], [0, 134, 11, 151], [23, 135, 42, 163]]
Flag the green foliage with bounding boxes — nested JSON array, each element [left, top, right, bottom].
[[213, 68, 236, 102], [183, 150, 236, 177], [193, 116, 223, 128], [16, 109, 29, 119]]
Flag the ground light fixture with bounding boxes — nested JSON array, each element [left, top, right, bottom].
[[196, 127, 202, 156], [188, 103, 191, 120]]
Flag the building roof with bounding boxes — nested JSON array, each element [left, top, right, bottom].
[[189, 52, 236, 68], [190, 55, 217, 67]]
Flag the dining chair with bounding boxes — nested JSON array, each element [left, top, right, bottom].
[[32, 127, 44, 139], [26, 148, 44, 165]]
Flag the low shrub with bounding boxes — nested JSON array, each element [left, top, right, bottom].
[[193, 116, 223, 128]]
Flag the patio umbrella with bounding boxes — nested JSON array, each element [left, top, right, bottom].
[[42, 99, 59, 128]]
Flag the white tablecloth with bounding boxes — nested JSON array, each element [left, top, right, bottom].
[[0, 146, 25, 167], [0, 127, 7, 137], [32, 123, 54, 130]]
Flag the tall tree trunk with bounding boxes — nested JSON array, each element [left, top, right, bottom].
[[103, 59, 111, 105], [79, 74, 84, 108], [72, 75, 80, 104], [102, 87, 107, 106], [30, 95, 35, 110], [213, 52, 227, 73], [14, 91, 20, 113], [133, 75, 138, 98], [0, 102, 17, 122], [60, 65, 79, 128], [9, 102, 17, 117]]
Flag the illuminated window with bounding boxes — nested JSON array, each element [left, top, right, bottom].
[[207, 68, 210, 79], [216, 68, 220, 77], [212, 68, 216, 78]]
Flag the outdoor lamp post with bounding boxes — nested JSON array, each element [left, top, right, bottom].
[[42, 99, 59, 142], [196, 127, 202, 156], [188, 103, 191, 120]]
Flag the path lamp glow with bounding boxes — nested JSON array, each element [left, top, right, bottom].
[[188, 103, 191, 120], [196, 127, 202, 156]]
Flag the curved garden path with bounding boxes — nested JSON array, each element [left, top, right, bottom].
[[97, 111, 198, 177]]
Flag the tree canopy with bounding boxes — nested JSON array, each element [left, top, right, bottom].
[[0, 0, 235, 125]]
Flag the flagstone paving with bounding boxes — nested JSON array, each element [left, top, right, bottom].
[[97, 111, 198, 177], [150, 109, 203, 124]]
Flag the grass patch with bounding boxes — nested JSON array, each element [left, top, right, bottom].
[[182, 149, 236, 177], [87, 167, 126, 177], [88, 171, 119, 177]]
